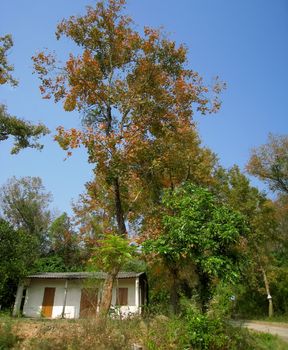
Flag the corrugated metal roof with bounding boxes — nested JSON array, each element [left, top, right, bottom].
[[27, 271, 145, 280]]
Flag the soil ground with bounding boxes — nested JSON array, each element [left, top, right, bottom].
[[232, 320, 288, 343]]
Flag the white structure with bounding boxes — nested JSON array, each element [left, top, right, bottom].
[[13, 272, 147, 319]]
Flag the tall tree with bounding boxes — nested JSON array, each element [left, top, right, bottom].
[[0, 176, 52, 254], [214, 166, 278, 317], [32, 0, 223, 317], [247, 133, 288, 194], [0, 34, 49, 154]]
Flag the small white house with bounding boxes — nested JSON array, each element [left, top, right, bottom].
[[13, 271, 148, 319]]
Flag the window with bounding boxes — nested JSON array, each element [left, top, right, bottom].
[[116, 288, 128, 305]]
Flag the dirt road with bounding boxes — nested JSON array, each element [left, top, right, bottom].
[[233, 320, 288, 342]]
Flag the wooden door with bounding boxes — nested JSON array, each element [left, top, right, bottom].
[[80, 288, 98, 318], [42, 287, 55, 317], [116, 288, 128, 306]]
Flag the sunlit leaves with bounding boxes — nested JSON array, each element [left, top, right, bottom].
[[247, 133, 288, 194], [0, 105, 49, 154], [33, 0, 224, 238], [0, 34, 18, 87], [144, 183, 249, 283], [89, 234, 136, 273]]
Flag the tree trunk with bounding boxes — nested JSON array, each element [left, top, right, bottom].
[[113, 177, 127, 236], [196, 268, 210, 313], [97, 267, 119, 323], [260, 265, 273, 317], [169, 266, 180, 314], [96, 105, 127, 322]]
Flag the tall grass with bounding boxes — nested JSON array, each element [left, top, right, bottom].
[[0, 315, 287, 349]]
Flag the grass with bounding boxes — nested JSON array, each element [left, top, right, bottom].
[[0, 322, 19, 350], [0, 314, 287, 349], [249, 332, 288, 350]]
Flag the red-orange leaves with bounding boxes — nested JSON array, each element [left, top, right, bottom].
[[34, 0, 224, 241], [32, 51, 66, 102], [55, 127, 83, 152]]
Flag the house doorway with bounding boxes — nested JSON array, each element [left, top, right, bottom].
[[80, 288, 98, 318], [19, 288, 26, 315], [42, 287, 55, 317]]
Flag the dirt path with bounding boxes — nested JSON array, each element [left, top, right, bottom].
[[232, 320, 288, 343]]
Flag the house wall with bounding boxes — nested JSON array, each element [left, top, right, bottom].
[[22, 278, 138, 319], [111, 278, 137, 317]]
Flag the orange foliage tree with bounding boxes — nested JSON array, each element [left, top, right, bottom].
[[32, 0, 224, 317]]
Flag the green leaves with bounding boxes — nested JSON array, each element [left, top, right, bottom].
[[0, 105, 50, 154], [0, 34, 18, 87], [90, 234, 137, 273], [144, 182, 248, 281]]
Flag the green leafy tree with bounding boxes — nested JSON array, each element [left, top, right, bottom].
[[214, 166, 278, 317], [45, 213, 83, 270], [0, 176, 52, 254], [0, 34, 49, 154], [89, 234, 137, 319], [0, 105, 49, 154], [0, 218, 38, 309], [144, 182, 249, 313]]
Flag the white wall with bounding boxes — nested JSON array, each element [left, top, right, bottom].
[[22, 278, 138, 319], [111, 278, 137, 318]]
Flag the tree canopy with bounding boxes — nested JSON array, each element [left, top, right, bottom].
[[247, 133, 288, 194], [32, 0, 225, 318], [0, 176, 52, 253]]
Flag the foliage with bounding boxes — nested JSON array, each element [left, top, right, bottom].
[[247, 133, 288, 194], [89, 234, 137, 273], [0, 176, 52, 252], [32, 0, 223, 238], [269, 266, 288, 314], [213, 166, 283, 317], [144, 182, 249, 311], [182, 304, 231, 349], [47, 213, 83, 270], [0, 34, 18, 87], [121, 257, 146, 273], [34, 256, 69, 273], [273, 194, 288, 266], [0, 35, 49, 154], [32, 0, 224, 318], [207, 282, 237, 319], [0, 315, 287, 350], [0, 105, 49, 154], [0, 178, 86, 309], [0, 218, 38, 309], [0, 321, 19, 350]]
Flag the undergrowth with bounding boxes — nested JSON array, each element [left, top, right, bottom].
[[0, 314, 287, 349]]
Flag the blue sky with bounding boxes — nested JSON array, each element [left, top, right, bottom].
[[1, 0, 287, 214]]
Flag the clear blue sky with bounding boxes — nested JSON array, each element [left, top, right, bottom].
[[1, 0, 287, 215]]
